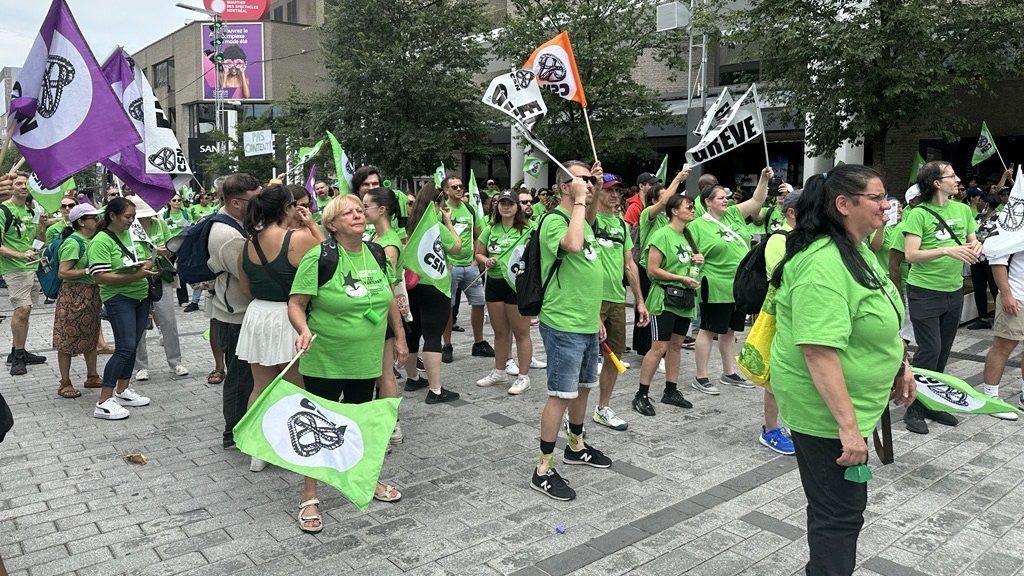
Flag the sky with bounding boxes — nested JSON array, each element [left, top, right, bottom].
[[1, 0, 202, 73]]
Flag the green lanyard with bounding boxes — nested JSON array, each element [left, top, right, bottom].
[[338, 245, 383, 325]]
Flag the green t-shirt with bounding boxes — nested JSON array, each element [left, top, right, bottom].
[[479, 221, 531, 288], [764, 223, 792, 278], [291, 243, 393, 379], [539, 208, 602, 333], [57, 232, 95, 286], [645, 225, 696, 318], [870, 225, 899, 274], [902, 200, 976, 293], [190, 204, 217, 221], [445, 200, 476, 266], [888, 221, 910, 295], [531, 202, 547, 223], [687, 205, 752, 304], [372, 227, 403, 281], [771, 238, 904, 438], [130, 220, 171, 260], [162, 208, 193, 238], [758, 204, 786, 235], [637, 206, 668, 267], [0, 201, 40, 274], [593, 212, 633, 303], [45, 220, 68, 245], [87, 229, 147, 302]]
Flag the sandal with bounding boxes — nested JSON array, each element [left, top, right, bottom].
[[373, 482, 402, 502], [83, 374, 102, 388], [96, 345, 114, 355], [57, 380, 81, 399], [207, 369, 226, 385], [298, 498, 323, 534]]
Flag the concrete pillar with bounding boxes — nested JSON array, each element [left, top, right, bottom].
[[510, 124, 524, 186], [835, 139, 864, 166], [802, 114, 833, 183]]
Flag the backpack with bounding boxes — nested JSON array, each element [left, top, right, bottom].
[[516, 210, 570, 317], [0, 203, 31, 237], [733, 230, 788, 314], [37, 233, 85, 299], [316, 239, 388, 287], [168, 214, 246, 285]]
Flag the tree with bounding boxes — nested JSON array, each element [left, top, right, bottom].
[[294, 0, 495, 186], [202, 114, 284, 183], [716, 0, 1024, 177], [493, 0, 687, 167]]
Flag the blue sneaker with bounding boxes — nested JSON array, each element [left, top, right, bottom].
[[760, 426, 795, 455]]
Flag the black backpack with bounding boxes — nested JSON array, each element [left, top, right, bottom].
[[316, 239, 388, 287], [516, 210, 569, 316], [169, 213, 246, 285], [733, 231, 788, 314]]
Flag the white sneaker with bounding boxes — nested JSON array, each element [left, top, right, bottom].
[[476, 369, 510, 387], [984, 392, 1019, 421], [508, 375, 531, 395], [135, 369, 149, 381], [1018, 394, 1024, 410], [249, 457, 267, 472], [94, 398, 129, 420], [173, 365, 189, 376], [530, 356, 547, 369], [657, 359, 665, 374], [621, 360, 631, 369], [592, 405, 628, 431], [114, 387, 151, 407], [505, 358, 519, 376], [390, 421, 404, 444]]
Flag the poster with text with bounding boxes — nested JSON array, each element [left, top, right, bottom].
[[202, 22, 265, 101]]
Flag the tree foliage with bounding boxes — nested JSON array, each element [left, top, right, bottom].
[[201, 114, 283, 183], [289, 0, 495, 185], [493, 0, 687, 167], [717, 0, 1024, 171]]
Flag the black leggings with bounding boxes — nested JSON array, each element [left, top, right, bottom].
[[970, 260, 997, 317], [404, 284, 450, 354], [304, 375, 376, 404]]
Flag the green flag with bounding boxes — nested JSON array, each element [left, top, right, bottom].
[[655, 154, 669, 183], [908, 151, 925, 185], [913, 368, 1020, 415], [433, 163, 446, 188], [467, 169, 484, 219], [398, 205, 452, 297], [523, 155, 543, 178], [27, 173, 76, 214], [326, 131, 353, 195], [297, 139, 325, 166], [233, 377, 399, 511], [972, 121, 998, 166]]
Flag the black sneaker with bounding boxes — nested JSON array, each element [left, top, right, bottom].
[[563, 443, 612, 468], [183, 302, 200, 313], [425, 387, 460, 404], [631, 393, 656, 416], [9, 356, 26, 376], [44, 298, 55, 305], [451, 324, 466, 332], [416, 357, 426, 373], [921, 404, 958, 427], [472, 341, 496, 358], [904, 402, 929, 435], [531, 468, 576, 501], [22, 350, 46, 365], [441, 345, 454, 364], [966, 319, 990, 330], [661, 390, 693, 409], [404, 377, 429, 391], [681, 336, 696, 350], [392, 365, 401, 379]]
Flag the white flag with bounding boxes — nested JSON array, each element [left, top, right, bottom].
[[482, 69, 547, 133], [694, 88, 734, 137], [685, 84, 763, 167], [982, 167, 1024, 260], [139, 61, 191, 190]]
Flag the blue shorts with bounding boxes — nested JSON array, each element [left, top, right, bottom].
[[450, 265, 486, 306], [539, 322, 599, 399]]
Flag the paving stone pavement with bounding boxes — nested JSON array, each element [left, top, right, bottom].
[[1, 294, 1023, 576]]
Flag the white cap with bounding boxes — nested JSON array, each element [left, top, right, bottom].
[[904, 184, 920, 203], [68, 203, 99, 224]]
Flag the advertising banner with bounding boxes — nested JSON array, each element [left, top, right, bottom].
[[202, 22, 265, 101]]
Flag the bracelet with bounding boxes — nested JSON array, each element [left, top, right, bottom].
[[573, 202, 586, 207]]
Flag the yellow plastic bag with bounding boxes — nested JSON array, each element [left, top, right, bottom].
[[737, 290, 777, 390]]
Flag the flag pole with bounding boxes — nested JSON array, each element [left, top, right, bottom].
[[10, 157, 26, 174], [995, 146, 1009, 173], [582, 107, 599, 163], [753, 85, 770, 168], [269, 334, 317, 390], [511, 118, 571, 177]]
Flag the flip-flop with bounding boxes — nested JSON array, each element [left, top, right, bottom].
[[83, 375, 103, 388], [207, 369, 226, 385], [298, 498, 323, 534], [373, 482, 402, 502], [57, 385, 81, 399]]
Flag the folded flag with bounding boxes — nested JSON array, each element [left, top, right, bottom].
[[913, 368, 1020, 415], [398, 204, 453, 298]]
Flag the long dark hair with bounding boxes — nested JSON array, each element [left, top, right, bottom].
[[243, 184, 289, 236], [98, 197, 133, 233], [770, 164, 884, 290], [364, 187, 408, 229], [406, 182, 441, 233], [645, 183, 663, 207], [491, 194, 529, 231], [917, 161, 950, 203]]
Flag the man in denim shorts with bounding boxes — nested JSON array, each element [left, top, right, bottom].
[[531, 160, 613, 501]]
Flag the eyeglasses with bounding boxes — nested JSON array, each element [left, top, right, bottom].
[[936, 174, 959, 180], [288, 201, 297, 208], [851, 192, 888, 203]]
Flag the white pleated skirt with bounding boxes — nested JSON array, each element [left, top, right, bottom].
[[237, 299, 297, 366]]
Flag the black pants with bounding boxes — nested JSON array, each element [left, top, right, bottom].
[[304, 375, 376, 404], [631, 266, 652, 356], [791, 431, 867, 576], [907, 284, 962, 373], [212, 319, 254, 448], [404, 284, 450, 353], [969, 261, 997, 318]]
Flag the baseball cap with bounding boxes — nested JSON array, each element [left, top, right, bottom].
[[602, 173, 623, 189], [904, 185, 920, 203], [68, 203, 99, 224], [636, 172, 659, 186], [965, 186, 985, 199], [495, 190, 515, 203], [486, 179, 496, 185]]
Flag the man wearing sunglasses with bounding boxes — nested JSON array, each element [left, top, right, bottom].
[[1, 172, 48, 375], [441, 175, 494, 362]]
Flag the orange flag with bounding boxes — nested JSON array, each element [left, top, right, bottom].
[[523, 31, 587, 108]]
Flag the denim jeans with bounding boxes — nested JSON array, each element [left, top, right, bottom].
[[102, 295, 152, 388], [538, 322, 599, 399]]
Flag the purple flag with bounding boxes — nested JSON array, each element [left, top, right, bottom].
[[100, 49, 176, 209], [305, 164, 319, 213], [9, 0, 140, 189]]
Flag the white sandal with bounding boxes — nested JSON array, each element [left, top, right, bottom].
[[298, 498, 323, 534]]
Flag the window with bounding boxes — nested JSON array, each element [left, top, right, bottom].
[[152, 58, 174, 90], [286, 0, 297, 23], [718, 61, 760, 86], [273, 6, 284, 21]]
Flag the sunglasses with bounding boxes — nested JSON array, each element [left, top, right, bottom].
[[171, 199, 181, 203], [518, 200, 532, 205], [448, 184, 465, 190], [60, 204, 76, 209]]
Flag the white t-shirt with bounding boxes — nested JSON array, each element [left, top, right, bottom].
[[988, 252, 1024, 302]]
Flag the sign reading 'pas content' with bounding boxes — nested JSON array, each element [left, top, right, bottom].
[[242, 129, 273, 157]]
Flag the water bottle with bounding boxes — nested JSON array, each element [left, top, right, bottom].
[[688, 264, 701, 280]]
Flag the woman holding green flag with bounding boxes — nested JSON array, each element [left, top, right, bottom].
[[288, 194, 408, 532]]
